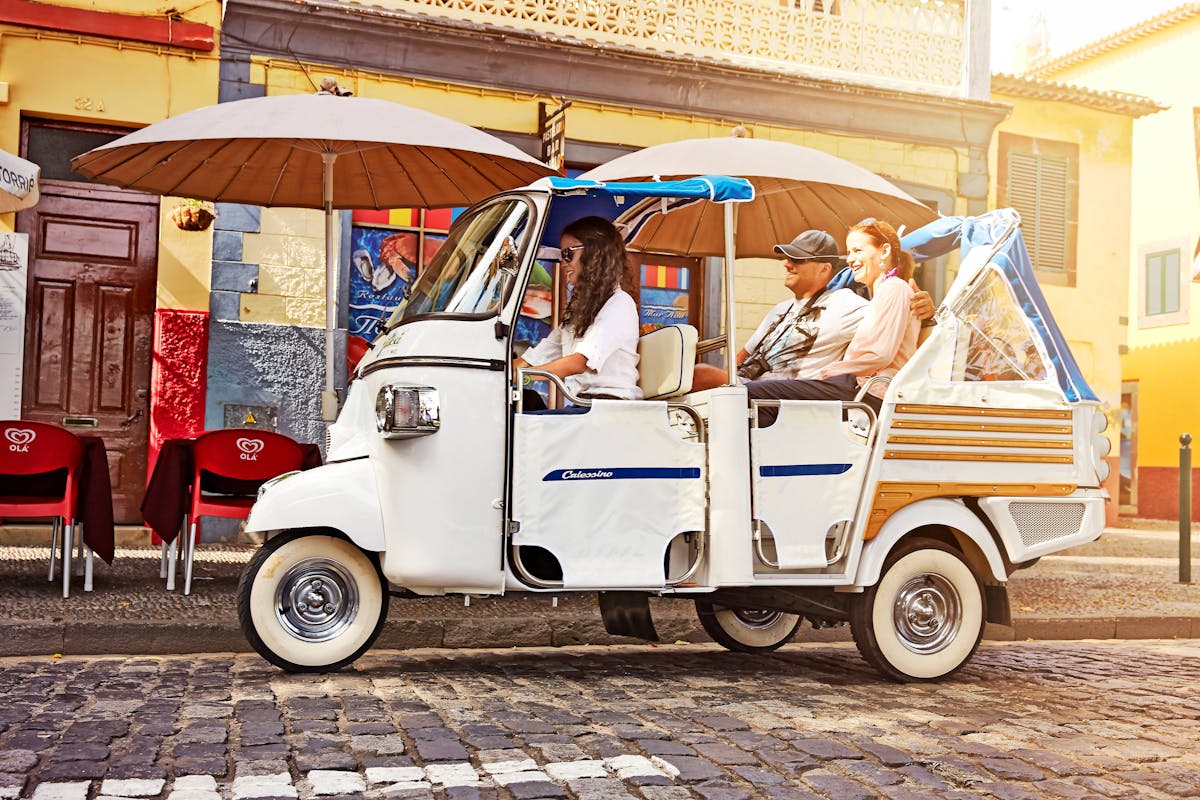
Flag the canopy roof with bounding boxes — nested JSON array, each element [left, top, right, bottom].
[[544, 175, 755, 203]]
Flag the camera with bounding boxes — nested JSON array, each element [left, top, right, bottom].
[[737, 353, 772, 381]]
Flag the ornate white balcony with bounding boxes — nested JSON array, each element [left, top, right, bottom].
[[351, 0, 970, 96]]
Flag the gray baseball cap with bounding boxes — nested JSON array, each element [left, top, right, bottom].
[[773, 230, 841, 262]]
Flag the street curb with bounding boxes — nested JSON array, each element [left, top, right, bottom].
[[1, 614, 1196, 658]]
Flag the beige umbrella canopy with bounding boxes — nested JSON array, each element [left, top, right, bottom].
[[71, 93, 551, 209], [580, 136, 937, 259], [72, 91, 553, 419]]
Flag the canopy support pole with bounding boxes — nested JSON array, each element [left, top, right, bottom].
[[321, 151, 339, 423], [723, 202, 738, 386]]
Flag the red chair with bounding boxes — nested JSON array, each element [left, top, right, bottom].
[[168, 428, 305, 595], [0, 421, 90, 598]]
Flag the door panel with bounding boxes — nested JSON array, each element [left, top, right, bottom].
[[19, 181, 158, 523], [31, 280, 73, 409], [750, 401, 869, 569]]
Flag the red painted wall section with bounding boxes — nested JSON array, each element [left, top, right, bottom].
[[1, 0, 214, 51], [149, 309, 209, 473]]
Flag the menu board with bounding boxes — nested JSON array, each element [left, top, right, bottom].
[[0, 233, 28, 418]]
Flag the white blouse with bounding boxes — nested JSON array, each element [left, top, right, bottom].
[[522, 289, 643, 400]]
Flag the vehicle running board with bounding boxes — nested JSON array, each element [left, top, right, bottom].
[[598, 592, 659, 642]]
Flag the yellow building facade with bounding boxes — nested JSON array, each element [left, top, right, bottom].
[[987, 74, 1163, 520], [1026, 7, 1200, 520], [1, 0, 222, 520]]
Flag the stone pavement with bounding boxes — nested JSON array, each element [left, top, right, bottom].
[[5, 639, 1200, 799], [0, 523, 1198, 657]]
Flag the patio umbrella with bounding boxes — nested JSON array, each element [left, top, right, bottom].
[[580, 136, 937, 259], [71, 90, 553, 418], [0, 148, 40, 213]]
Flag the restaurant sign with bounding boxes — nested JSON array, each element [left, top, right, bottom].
[[0, 233, 29, 418]]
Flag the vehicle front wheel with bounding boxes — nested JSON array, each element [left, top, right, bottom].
[[695, 600, 802, 652], [237, 531, 388, 672], [850, 538, 985, 682]]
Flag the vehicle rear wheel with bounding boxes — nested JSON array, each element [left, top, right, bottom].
[[237, 530, 388, 672], [850, 538, 985, 682], [695, 599, 802, 652]]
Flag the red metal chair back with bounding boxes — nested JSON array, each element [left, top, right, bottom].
[[189, 428, 305, 522], [0, 420, 84, 521]]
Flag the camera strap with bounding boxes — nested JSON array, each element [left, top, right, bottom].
[[746, 288, 828, 369]]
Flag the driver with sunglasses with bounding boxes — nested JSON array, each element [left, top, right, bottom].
[[692, 229, 933, 392]]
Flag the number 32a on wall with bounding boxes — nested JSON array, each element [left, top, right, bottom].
[[74, 97, 106, 112]]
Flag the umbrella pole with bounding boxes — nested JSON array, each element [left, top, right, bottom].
[[321, 151, 339, 423], [723, 203, 738, 386]]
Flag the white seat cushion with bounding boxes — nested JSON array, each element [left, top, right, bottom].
[[638, 324, 698, 400]]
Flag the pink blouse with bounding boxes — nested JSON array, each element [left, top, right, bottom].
[[820, 276, 919, 399]]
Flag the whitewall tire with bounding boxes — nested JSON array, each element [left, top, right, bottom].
[[238, 531, 388, 672], [695, 600, 802, 652], [850, 538, 985, 682]]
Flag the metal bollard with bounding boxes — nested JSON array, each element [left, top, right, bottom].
[[1181, 433, 1192, 584]]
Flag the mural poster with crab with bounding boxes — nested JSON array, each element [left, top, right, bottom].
[[348, 227, 446, 348]]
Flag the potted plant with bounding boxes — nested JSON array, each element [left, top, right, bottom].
[[169, 199, 215, 231]]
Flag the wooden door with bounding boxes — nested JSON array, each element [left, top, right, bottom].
[[19, 180, 159, 523]]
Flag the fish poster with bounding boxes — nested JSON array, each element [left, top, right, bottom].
[[348, 227, 445, 343]]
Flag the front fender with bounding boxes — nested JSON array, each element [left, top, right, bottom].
[[853, 497, 1007, 587], [246, 458, 385, 552]]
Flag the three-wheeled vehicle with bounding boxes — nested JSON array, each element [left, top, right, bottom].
[[236, 175, 1110, 682]]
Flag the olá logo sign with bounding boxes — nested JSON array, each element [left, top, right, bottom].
[[5, 428, 36, 453], [237, 437, 264, 461]]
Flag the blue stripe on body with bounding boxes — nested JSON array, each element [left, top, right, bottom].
[[543, 467, 702, 482], [759, 464, 852, 477]]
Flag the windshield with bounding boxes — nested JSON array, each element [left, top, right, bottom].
[[950, 265, 1049, 383], [385, 197, 532, 328]]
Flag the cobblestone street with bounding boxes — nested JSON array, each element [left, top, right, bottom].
[[6, 640, 1200, 800]]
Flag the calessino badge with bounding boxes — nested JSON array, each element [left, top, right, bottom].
[[543, 467, 701, 481], [5, 428, 35, 452], [236, 437, 265, 461]]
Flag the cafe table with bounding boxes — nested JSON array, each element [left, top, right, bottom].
[[1, 433, 117, 564], [141, 437, 322, 544]]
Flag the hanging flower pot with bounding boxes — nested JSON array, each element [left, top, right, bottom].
[[169, 200, 215, 231]]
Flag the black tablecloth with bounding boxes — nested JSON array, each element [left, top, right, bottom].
[[0, 435, 116, 564], [141, 438, 322, 544]]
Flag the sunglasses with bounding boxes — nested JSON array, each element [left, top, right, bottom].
[[560, 244, 585, 264]]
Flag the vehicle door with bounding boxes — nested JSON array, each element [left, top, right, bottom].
[[748, 400, 872, 570], [510, 400, 706, 590]]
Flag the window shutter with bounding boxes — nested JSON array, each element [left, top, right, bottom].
[[1007, 151, 1069, 273]]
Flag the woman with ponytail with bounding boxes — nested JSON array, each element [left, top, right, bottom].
[[746, 218, 919, 415], [514, 216, 643, 407]]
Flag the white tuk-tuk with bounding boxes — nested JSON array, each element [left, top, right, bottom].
[[236, 176, 1109, 682]]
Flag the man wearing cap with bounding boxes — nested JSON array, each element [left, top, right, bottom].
[[692, 229, 931, 391]]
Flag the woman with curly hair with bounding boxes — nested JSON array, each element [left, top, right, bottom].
[[514, 216, 643, 406]]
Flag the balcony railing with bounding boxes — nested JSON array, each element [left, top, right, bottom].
[[360, 0, 968, 96]]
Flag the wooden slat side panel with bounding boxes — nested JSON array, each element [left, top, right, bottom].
[[886, 434, 1073, 449], [865, 481, 1078, 539], [883, 451, 1074, 464], [891, 419, 1073, 434], [894, 404, 1072, 419]]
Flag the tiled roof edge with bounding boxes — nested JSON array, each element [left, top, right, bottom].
[[991, 73, 1167, 118], [1025, 3, 1200, 78]]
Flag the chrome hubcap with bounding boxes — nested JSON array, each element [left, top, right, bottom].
[[731, 608, 784, 629], [893, 572, 961, 655], [275, 558, 359, 642]]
